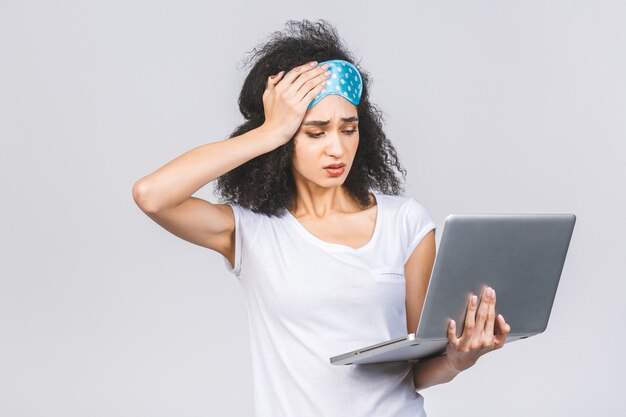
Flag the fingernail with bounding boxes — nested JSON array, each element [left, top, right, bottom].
[[498, 314, 505, 322], [487, 287, 493, 298], [471, 295, 477, 306], [310, 61, 318, 66], [450, 320, 455, 328]]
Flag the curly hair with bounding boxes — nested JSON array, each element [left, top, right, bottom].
[[213, 19, 407, 217]]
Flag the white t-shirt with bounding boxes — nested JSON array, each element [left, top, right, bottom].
[[222, 192, 437, 417]]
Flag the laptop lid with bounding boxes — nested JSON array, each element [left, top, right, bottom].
[[416, 213, 576, 341], [330, 213, 576, 365]]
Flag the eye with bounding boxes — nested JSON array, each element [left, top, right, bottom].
[[306, 129, 357, 138]]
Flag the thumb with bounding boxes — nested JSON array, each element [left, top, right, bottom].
[[493, 314, 511, 348], [447, 319, 459, 348], [267, 70, 285, 89]]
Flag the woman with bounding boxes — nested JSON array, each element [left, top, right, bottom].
[[132, 19, 511, 417]]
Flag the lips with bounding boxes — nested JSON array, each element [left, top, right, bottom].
[[324, 163, 345, 169]]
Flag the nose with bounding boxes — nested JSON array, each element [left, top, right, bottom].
[[324, 131, 345, 158]]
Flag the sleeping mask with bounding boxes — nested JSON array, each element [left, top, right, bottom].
[[308, 59, 363, 109]]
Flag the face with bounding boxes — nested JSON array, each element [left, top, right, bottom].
[[291, 95, 359, 188]]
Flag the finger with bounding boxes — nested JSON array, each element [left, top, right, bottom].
[[494, 314, 511, 348], [285, 64, 327, 104], [484, 288, 496, 337], [281, 61, 319, 88], [297, 68, 331, 103], [300, 74, 330, 107], [263, 71, 285, 100], [473, 287, 492, 339], [294, 64, 329, 95], [267, 71, 285, 88], [265, 71, 285, 94], [447, 319, 459, 348], [458, 293, 477, 350]]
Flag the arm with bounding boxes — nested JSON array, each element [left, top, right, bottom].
[[411, 355, 460, 391], [412, 289, 511, 392], [132, 63, 329, 259], [131, 124, 285, 261], [404, 229, 512, 393], [404, 230, 458, 391], [132, 125, 281, 214], [133, 61, 328, 214]]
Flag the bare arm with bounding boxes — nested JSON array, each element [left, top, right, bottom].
[[132, 126, 281, 214], [132, 60, 328, 214], [404, 230, 459, 391], [132, 62, 329, 263], [131, 125, 282, 265], [411, 355, 460, 391], [404, 228, 511, 391]]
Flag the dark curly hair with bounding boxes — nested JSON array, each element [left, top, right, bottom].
[[213, 19, 407, 217]]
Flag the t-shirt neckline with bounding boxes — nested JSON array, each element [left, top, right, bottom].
[[283, 193, 382, 252]]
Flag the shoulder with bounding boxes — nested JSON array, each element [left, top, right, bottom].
[[401, 196, 434, 220], [226, 203, 271, 239], [392, 194, 437, 238], [374, 192, 405, 212], [376, 193, 433, 219], [228, 203, 273, 220], [396, 195, 437, 264]]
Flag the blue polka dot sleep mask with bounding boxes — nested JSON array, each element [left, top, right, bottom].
[[307, 59, 363, 109]]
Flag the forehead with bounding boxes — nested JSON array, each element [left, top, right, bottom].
[[304, 95, 358, 121]]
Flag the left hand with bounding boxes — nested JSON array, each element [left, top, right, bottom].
[[444, 286, 511, 373]]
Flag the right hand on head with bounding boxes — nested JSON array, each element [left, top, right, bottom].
[[261, 60, 331, 146]]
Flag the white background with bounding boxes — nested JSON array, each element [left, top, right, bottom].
[[1, 1, 624, 415]]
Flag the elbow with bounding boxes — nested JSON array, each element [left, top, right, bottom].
[[132, 179, 160, 214]]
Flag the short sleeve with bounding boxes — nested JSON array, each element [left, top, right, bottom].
[[402, 198, 437, 264], [222, 204, 243, 277], [220, 203, 263, 279]]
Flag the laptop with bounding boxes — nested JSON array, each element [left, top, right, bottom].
[[330, 213, 576, 366]]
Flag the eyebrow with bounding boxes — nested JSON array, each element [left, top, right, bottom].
[[302, 116, 359, 126]]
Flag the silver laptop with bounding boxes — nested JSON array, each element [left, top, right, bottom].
[[330, 213, 576, 366]]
